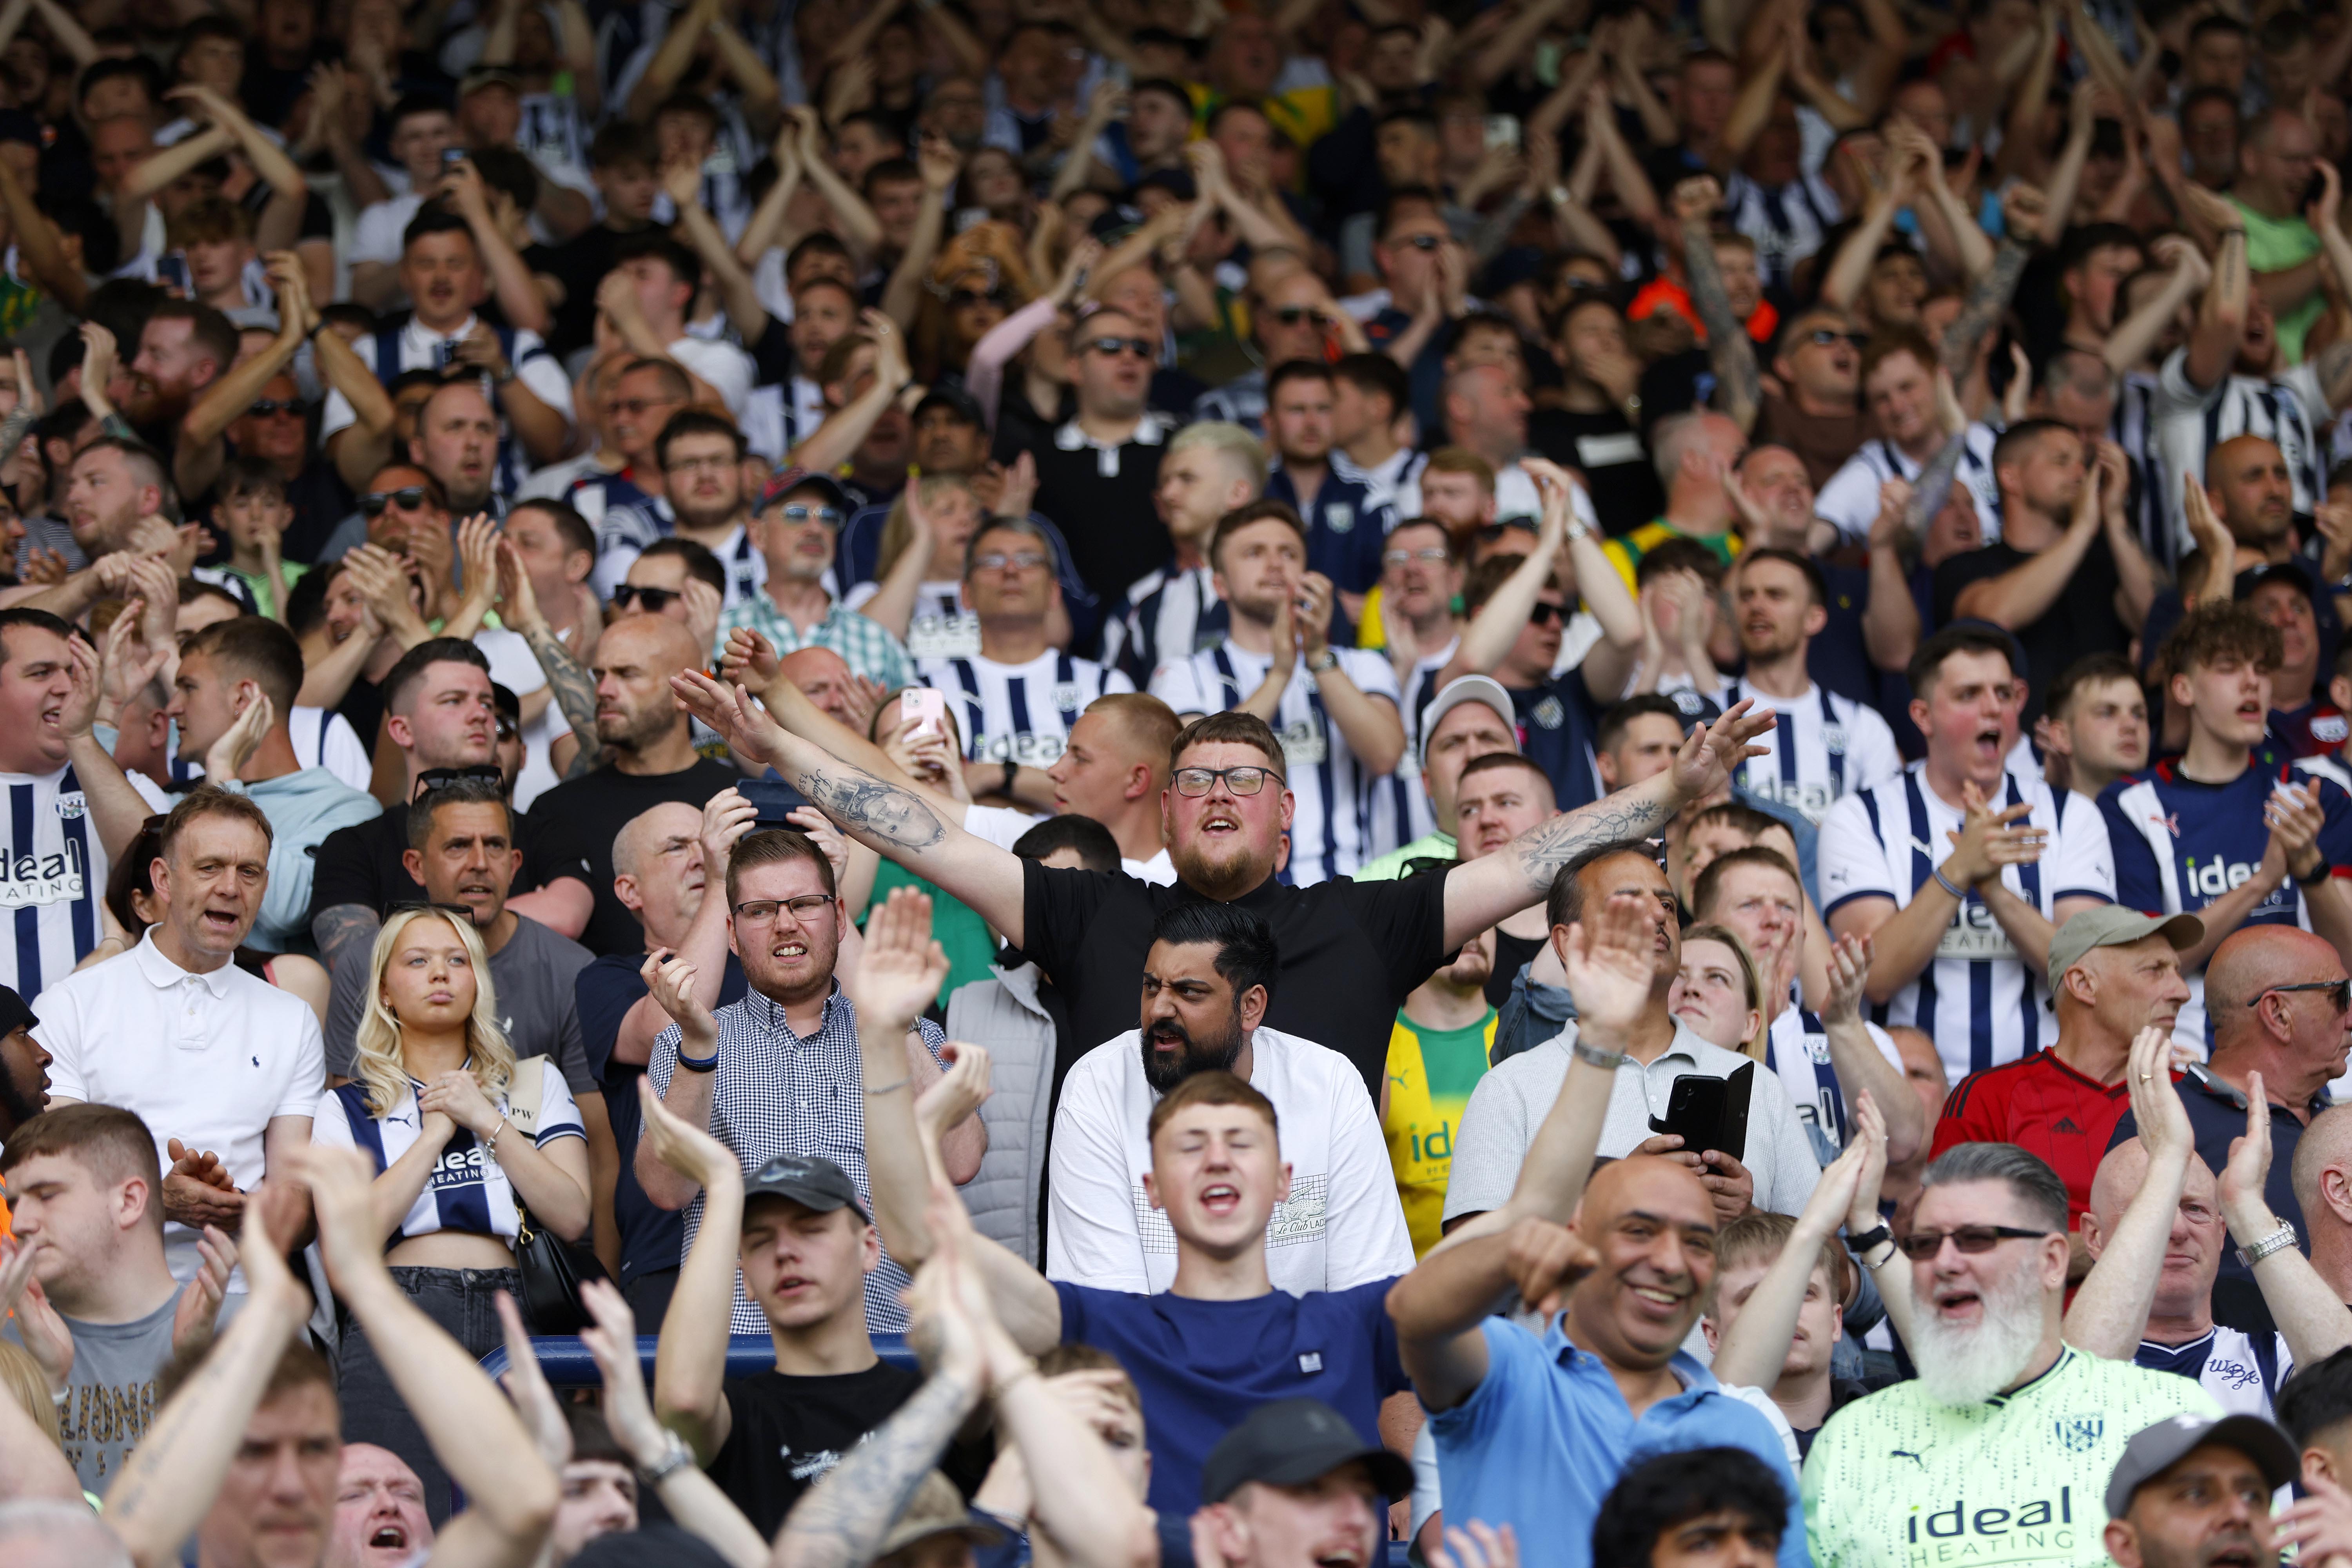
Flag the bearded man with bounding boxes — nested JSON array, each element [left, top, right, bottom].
[[1804, 1143, 2221, 1565], [1043, 900, 1415, 1296]]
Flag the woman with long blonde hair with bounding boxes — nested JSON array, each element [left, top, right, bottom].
[[312, 905, 590, 1519], [1668, 922, 1773, 1063]]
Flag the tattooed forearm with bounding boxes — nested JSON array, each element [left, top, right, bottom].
[[803, 765, 948, 850], [312, 902, 382, 973], [1938, 238, 2029, 379], [524, 624, 604, 767], [1512, 788, 1675, 896], [1903, 428, 1971, 542], [1682, 215, 1759, 423], [771, 1367, 982, 1568]]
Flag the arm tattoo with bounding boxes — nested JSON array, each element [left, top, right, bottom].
[[1512, 789, 1675, 896], [312, 902, 382, 972], [801, 764, 947, 850], [771, 1367, 981, 1568], [1937, 238, 2029, 379], [2319, 341, 2352, 414], [1903, 428, 1971, 541], [523, 624, 604, 765], [1682, 215, 1759, 415]]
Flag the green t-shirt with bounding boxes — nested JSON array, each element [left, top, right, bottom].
[[1352, 832, 1455, 882], [863, 861, 997, 1003], [228, 561, 309, 621], [2235, 197, 2325, 364], [1802, 1346, 2218, 1567]]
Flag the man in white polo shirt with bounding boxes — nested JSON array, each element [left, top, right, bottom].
[[1047, 899, 1413, 1295], [35, 785, 324, 1288]]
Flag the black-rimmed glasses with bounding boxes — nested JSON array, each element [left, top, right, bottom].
[[1172, 765, 1283, 797], [2258, 979, 2352, 1014], [1895, 1225, 2053, 1261]]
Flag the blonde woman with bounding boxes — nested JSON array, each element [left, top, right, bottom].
[[313, 906, 591, 1521], [1668, 922, 1771, 1063], [847, 475, 986, 655]]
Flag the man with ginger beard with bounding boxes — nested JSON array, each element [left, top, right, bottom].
[[326, 1444, 434, 1568], [1046, 899, 1412, 1296], [125, 298, 236, 443], [1803, 1143, 2218, 1567], [1386, 886, 1806, 1568]]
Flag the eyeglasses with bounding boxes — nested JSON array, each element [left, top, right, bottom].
[[413, 765, 504, 802], [775, 503, 844, 528], [1269, 306, 1330, 326], [1393, 233, 1443, 251], [361, 487, 429, 516], [1173, 764, 1283, 797], [247, 398, 307, 418], [611, 584, 681, 612], [733, 894, 836, 924], [1804, 328, 1869, 349], [972, 550, 1048, 573], [2258, 978, 2352, 1014], [1079, 336, 1154, 360], [1895, 1225, 2054, 1261], [1528, 601, 1564, 627], [1384, 546, 1450, 568]]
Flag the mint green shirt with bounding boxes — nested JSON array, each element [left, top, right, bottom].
[[2235, 197, 2324, 364], [1803, 1346, 2218, 1567], [1353, 832, 1455, 881]]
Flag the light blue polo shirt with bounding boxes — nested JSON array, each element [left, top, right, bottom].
[[1428, 1314, 1809, 1568]]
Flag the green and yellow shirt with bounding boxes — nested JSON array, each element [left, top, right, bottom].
[[1383, 1007, 1495, 1256]]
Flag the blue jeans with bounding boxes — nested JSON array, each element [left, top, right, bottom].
[[337, 1265, 520, 1526]]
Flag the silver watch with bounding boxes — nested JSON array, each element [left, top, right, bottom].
[[639, 1430, 697, 1485], [2238, 1219, 2299, 1268]]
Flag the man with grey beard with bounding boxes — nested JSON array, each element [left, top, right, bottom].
[[1804, 1142, 2219, 1566], [1042, 899, 1412, 1296]]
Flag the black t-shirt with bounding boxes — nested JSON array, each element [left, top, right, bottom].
[[337, 677, 388, 769], [525, 759, 744, 955], [577, 949, 748, 1288], [539, 222, 648, 359], [1485, 927, 1548, 1011], [1931, 533, 2129, 725], [282, 458, 356, 565], [1019, 861, 1451, 1101], [710, 1364, 922, 1537], [1011, 430, 1172, 606], [307, 803, 546, 927], [710, 1363, 988, 1538], [1527, 406, 1664, 538]]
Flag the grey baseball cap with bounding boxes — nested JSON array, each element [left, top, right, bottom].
[[743, 1153, 869, 1222], [1419, 675, 1518, 768], [2105, 1413, 2299, 1517], [2045, 906, 2204, 994]]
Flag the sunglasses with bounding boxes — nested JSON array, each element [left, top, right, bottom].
[[1172, 764, 1284, 797], [413, 765, 505, 802], [361, 487, 429, 516], [1269, 306, 1330, 326], [612, 584, 682, 612], [971, 550, 1049, 573], [1895, 1225, 2053, 1261], [1079, 336, 1154, 360], [775, 503, 844, 528], [247, 398, 307, 418], [2258, 978, 2352, 1014], [1383, 546, 1451, 567], [1804, 328, 1869, 349], [949, 289, 1008, 310], [1394, 233, 1443, 251], [1528, 601, 1564, 627]]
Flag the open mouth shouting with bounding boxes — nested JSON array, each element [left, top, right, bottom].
[[1195, 806, 1243, 840], [1967, 722, 2005, 768], [364, 1521, 414, 1559], [1929, 1282, 1983, 1324], [1195, 1179, 1243, 1219], [1307, 1541, 1367, 1568]]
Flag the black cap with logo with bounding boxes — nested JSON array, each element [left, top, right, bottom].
[[1200, 1399, 1414, 1505]]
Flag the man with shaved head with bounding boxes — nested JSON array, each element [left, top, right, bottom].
[[2293, 1103, 2352, 1302], [1386, 888, 1808, 1568], [325, 1444, 433, 1568], [2112, 923, 2352, 1323], [523, 614, 744, 955], [578, 792, 757, 1325], [777, 646, 864, 731]]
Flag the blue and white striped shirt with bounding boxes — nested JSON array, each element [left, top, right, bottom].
[[313, 1062, 585, 1244], [917, 650, 1132, 769], [0, 763, 104, 1003]]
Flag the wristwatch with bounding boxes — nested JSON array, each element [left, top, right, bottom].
[[1306, 649, 1340, 674], [2238, 1218, 2299, 1268], [640, 1430, 697, 1486], [2297, 857, 2333, 887], [1847, 1223, 1896, 1268], [1000, 758, 1019, 796]]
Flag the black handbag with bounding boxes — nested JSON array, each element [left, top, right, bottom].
[[504, 1056, 603, 1333]]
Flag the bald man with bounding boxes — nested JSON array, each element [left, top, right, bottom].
[[523, 615, 746, 955], [579, 795, 756, 1324], [778, 646, 865, 731], [2111, 923, 2352, 1322], [326, 1443, 434, 1568], [2077, 1137, 2294, 1417], [2293, 1104, 2352, 1303], [933, 691, 1180, 882]]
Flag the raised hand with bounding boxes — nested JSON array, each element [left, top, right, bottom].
[[915, 1042, 992, 1151], [668, 671, 786, 769], [1820, 931, 1871, 1025], [1503, 1215, 1597, 1318], [699, 784, 759, 874], [718, 626, 781, 690], [2218, 1068, 2276, 1238], [847, 886, 951, 1032], [2266, 779, 2328, 880], [203, 688, 275, 785], [2125, 1023, 2192, 1166], [1846, 1088, 1891, 1231], [1668, 700, 1773, 803], [636, 1074, 737, 1190], [1558, 889, 1661, 1040], [454, 514, 499, 609], [168, 1225, 238, 1361], [641, 948, 719, 1051], [576, 1278, 668, 1461], [494, 537, 546, 635], [494, 1289, 573, 1468], [1430, 1522, 1520, 1568], [78, 321, 120, 419], [1942, 779, 2044, 885]]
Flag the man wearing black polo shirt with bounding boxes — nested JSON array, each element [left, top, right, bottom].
[[669, 650, 1774, 1100], [309, 638, 591, 1064], [2111, 923, 2352, 1326], [526, 614, 743, 955], [1013, 306, 1178, 605]]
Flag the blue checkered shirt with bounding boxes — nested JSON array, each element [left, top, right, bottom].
[[714, 592, 916, 691], [648, 982, 947, 1335]]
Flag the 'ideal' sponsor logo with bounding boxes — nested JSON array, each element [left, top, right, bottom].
[[1906, 1487, 2076, 1554]]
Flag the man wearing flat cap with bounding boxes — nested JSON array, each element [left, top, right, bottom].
[[1933, 907, 2203, 1240]]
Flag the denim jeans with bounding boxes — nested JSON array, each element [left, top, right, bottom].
[[337, 1265, 520, 1526]]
